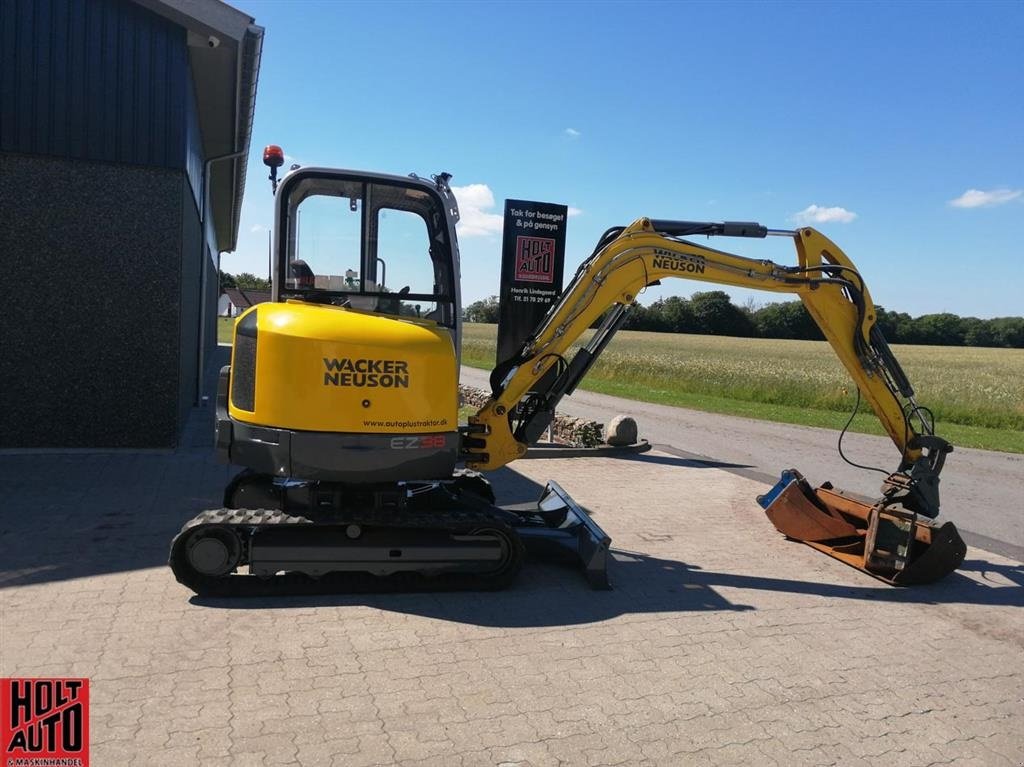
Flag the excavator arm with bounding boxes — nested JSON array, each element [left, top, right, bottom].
[[465, 218, 965, 584]]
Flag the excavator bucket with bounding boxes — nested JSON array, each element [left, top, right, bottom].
[[757, 470, 966, 585]]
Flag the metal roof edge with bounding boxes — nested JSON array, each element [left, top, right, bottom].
[[225, 23, 264, 253], [135, 0, 254, 42]]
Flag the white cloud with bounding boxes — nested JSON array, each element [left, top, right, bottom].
[[567, 206, 583, 218], [948, 188, 1022, 208], [451, 183, 504, 237], [791, 204, 858, 224], [564, 128, 581, 139], [250, 224, 265, 233]]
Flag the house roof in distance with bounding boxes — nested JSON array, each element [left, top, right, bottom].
[[223, 288, 272, 310]]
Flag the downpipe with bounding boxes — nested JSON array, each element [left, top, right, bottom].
[[196, 149, 247, 407]]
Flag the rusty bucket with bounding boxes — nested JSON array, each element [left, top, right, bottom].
[[757, 470, 966, 585]]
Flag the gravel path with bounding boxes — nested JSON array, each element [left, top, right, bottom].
[[461, 366, 1024, 558]]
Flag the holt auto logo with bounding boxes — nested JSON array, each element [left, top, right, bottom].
[[2, 678, 89, 767], [514, 236, 556, 283]]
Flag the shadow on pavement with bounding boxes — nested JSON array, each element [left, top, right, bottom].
[[0, 450, 230, 588], [186, 549, 1024, 628], [620, 451, 755, 471], [958, 558, 1024, 587], [673, 559, 1024, 610], [189, 551, 755, 624], [2, 430, 1021, 623]]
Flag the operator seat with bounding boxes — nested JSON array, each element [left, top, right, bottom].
[[287, 259, 316, 290]]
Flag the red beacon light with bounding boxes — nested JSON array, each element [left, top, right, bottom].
[[263, 144, 284, 168], [263, 144, 285, 193]]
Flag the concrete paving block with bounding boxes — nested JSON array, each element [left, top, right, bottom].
[[2, 447, 1022, 767]]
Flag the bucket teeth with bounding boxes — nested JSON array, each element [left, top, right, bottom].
[[757, 470, 966, 585]]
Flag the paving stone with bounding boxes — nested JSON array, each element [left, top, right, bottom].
[[1, 448, 1022, 767]]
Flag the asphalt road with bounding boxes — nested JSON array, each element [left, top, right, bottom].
[[461, 366, 1024, 559]]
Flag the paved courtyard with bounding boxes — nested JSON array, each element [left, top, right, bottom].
[[1, 440, 1022, 766]]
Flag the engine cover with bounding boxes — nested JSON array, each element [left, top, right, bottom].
[[228, 301, 457, 435]]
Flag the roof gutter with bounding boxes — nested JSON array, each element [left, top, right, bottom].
[[226, 23, 264, 253], [197, 22, 261, 406]]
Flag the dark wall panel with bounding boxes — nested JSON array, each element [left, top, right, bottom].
[[0, 0, 187, 169], [179, 180, 202, 430], [0, 154, 183, 448], [179, 192, 221, 432], [205, 251, 219, 367]]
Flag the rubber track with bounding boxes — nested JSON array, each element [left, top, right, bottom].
[[169, 505, 524, 597]]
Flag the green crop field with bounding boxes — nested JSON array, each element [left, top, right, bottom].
[[218, 317, 235, 344], [462, 323, 1024, 453]]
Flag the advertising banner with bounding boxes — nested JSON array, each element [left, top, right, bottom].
[[496, 200, 568, 373]]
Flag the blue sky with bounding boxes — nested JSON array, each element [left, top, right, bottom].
[[223, 0, 1023, 319]]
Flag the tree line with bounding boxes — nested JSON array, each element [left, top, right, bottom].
[[463, 292, 1024, 348], [221, 272, 271, 290]]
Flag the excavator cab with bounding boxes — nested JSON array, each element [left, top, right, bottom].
[[274, 168, 462, 335], [211, 167, 467, 487]]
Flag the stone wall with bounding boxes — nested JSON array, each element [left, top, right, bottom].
[[459, 385, 604, 448]]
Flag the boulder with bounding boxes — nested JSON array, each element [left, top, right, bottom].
[[605, 415, 638, 446]]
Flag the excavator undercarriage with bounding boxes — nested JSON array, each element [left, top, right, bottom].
[[170, 470, 611, 595]]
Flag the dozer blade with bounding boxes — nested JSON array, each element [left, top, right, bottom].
[[511, 481, 613, 589], [757, 470, 966, 585]]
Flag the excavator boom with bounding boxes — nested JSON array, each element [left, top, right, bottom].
[[466, 218, 965, 584]]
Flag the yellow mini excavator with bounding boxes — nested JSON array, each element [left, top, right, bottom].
[[169, 152, 966, 595]]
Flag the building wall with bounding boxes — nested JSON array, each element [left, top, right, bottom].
[[0, 0, 226, 448], [184, 73, 205, 213], [204, 249, 219, 367], [0, 0, 189, 168], [179, 159, 222, 435], [179, 180, 202, 432], [0, 153, 184, 447]]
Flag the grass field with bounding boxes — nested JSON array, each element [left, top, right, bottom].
[[217, 317, 234, 344], [462, 323, 1024, 453], [216, 316, 1022, 452]]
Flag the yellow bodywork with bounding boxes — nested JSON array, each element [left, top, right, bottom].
[[469, 219, 919, 471], [229, 301, 457, 434]]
